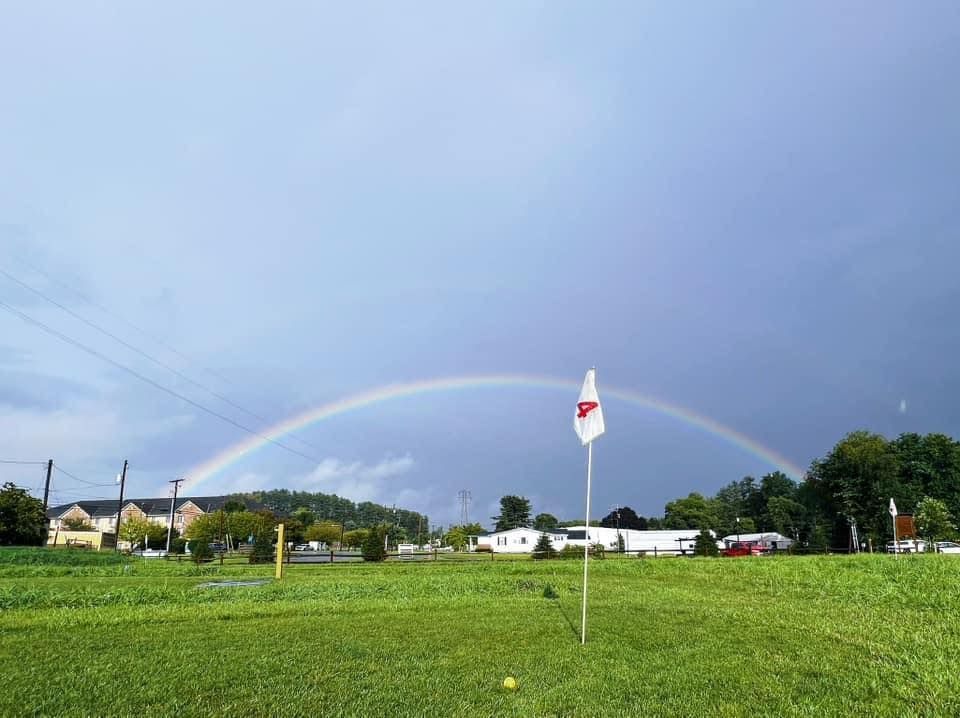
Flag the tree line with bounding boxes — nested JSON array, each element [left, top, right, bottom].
[[234, 488, 429, 542], [653, 431, 960, 549]]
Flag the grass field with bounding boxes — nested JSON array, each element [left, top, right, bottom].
[[1, 550, 958, 717]]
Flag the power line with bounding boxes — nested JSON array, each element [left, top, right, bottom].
[[0, 267, 321, 454], [0, 299, 322, 466], [52, 464, 115, 488], [0, 459, 47, 465], [9, 253, 237, 389]]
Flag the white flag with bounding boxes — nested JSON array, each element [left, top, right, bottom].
[[889, 498, 898, 518], [574, 368, 605, 446]]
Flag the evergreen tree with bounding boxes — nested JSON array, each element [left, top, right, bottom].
[[361, 525, 388, 562], [693, 529, 719, 557], [492, 496, 532, 531], [532, 532, 556, 560]]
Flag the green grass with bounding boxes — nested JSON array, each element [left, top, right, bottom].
[[1, 552, 959, 717]]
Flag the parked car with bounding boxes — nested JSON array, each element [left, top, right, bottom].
[[935, 541, 960, 554], [886, 540, 927, 553], [721, 542, 765, 557], [209, 542, 227, 553], [294, 544, 310, 551]]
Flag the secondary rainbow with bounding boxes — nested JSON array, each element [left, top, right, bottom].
[[184, 373, 806, 492]]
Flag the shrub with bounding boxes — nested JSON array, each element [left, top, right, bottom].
[[169, 537, 187, 555], [188, 540, 212, 564], [249, 533, 275, 564], [361, 525, 387, 562], [63, 517, 94, 531], [560, 545, 582, 560], [531, 532, 556, 560], [693, 529, 719, 557]]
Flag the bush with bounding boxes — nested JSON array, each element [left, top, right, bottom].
[[693, 529, 719, 557], [188, 540, 212, 564], [559, 545, 582, 560], [361, 526, 387, 562], [248, 533, 275, 564], [169, 537, 187, 555], [531, 532, 556, 560], [63, 517, 94, 531]]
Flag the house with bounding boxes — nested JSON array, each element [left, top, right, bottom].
[[478, 526, 716, 556], [478, 527, 570, 553], [46, 496, 250, 549], [720, 532, 793, 551]]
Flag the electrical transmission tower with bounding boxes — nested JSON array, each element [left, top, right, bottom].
[[457, 489, 471, 526]]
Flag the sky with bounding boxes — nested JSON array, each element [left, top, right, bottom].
[[1, 2, 959, 529]]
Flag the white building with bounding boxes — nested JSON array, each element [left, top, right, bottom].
[[721, 532, 794, 550], [478, 526, 716, 556], [477, 527, 571, 553], [565, 526, 712, 555]]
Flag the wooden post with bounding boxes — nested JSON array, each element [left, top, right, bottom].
[[275, 523, 285, 580]]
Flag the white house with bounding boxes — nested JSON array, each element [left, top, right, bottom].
[[477, 526, 716, 556], [721, 532, 794, 550], [477, 527, 571, 553]]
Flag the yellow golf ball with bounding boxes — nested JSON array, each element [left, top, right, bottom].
[[503, 676, 518, 691]]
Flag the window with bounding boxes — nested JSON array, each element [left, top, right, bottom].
[[520, 537, 527, 545]]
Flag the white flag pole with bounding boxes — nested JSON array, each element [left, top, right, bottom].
[[580, 440, 593, 645], [892, 508, 899, 559]]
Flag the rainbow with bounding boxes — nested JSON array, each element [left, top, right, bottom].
[[184, 374, 806, 492]]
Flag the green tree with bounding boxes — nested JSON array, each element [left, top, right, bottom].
[[531, 532, 556, 560], [765, 496, 805, 539], [305, 521, 342, 546], [188, 539, 213, 564], [249, 531, 275, 564], [600, 506, 647, 530], [693, 529, 719, 557], [533, 513, 559, 531], [0, 483, 46, 546], [291, 506, 317, 527], [444, 525, 469, 551], [915, 497, 955, 543], [119, 517, 173, 550], [713, 477, 762, 536], [361, 525, 388, 562], [664, 493, 720, 530], [493, 496, 532, 531], [63, 517, 94, 531], [808, 431, 900, 544], [342, 528, 369, 549]]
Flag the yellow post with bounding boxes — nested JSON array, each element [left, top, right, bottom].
[[275, 523, 285, 580]]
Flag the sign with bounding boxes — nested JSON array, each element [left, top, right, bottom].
[[895, 515, 916, 539]]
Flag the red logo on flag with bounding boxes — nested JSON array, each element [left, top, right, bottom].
[[577, 401, 599, 419]]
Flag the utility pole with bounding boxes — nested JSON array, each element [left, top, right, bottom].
[[166, 478, 183, 552], [42, 459, 53, 511], [458, 489, 471, 526], [114, 460, 128, 551]]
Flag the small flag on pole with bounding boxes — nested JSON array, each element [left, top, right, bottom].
[[575, 368, 604, 646], [574, 368, 605, 446], [889, 498, 898, 518]]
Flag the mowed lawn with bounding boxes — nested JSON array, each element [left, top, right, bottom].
[[1, 553, 959, 717]]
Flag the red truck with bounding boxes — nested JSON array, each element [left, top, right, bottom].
[[721, 541, 766, 557]]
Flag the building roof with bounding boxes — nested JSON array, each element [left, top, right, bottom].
[[486, 526, 568, 536], [47, 496, 252, 520]]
